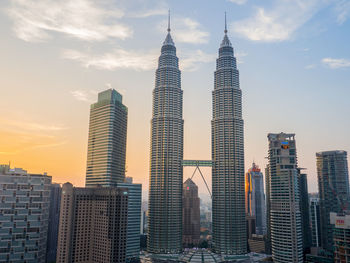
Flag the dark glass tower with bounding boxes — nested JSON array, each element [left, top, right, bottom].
[[317, 150, 350, 253], [85, 89, 128, 187], [148, 17, 183, 253], [212, 18, 246, 254]]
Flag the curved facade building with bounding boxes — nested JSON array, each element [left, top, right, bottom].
[[148, 25, 183, 253], [211, 26, 247, 254]]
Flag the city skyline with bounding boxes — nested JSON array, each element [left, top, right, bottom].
[[1, 0, 350, 194]]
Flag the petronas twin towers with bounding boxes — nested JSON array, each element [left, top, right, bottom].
[[148, 15, 246, 255]]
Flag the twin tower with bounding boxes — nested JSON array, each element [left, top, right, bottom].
[[148, 16, 246, 255]]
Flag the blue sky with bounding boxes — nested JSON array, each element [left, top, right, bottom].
[[0, 0, 349, 194]]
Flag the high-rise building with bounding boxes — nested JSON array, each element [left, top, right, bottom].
[[297, 168, 311, 253], [56, 183, 129, 263], [310, 197, 321, 247], [118, 182, 142, 261], [317, 150, 350, 252], [0, 165, 51, 263], [148, 16, 183, 254], [245, 163, 267, 235], [86, 88, 128, 187], [266, 133, 303, 263], [211, 16, 246, 255], [330, 212, 350, 262], [183, 178, 200, 247], [46, 183, 62, 263]]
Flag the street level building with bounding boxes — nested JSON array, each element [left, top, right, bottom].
[[56, 183, 129, 263], [0, 165, 51, 263], [330, 212, 350, 262]]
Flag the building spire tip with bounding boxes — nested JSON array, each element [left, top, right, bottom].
[[167, 9, 171, 32], [224, 12, 228, 34]]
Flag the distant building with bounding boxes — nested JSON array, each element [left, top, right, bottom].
[[246, 214, 256, 239], [245, 162, 266, 235], [305, 247, 333, 263], [56, 183, 129, 263], [86, 88, 128, 187], [183, 178, 200, 247], [330, 212, 350, 262], [297, 168, 311, 253], [266, 133, 303, 263], [118, 182, 142, 262], [248, 234, 266, 254], [310, 197, 321, 247], [0, 165, 51, 263], [317, 150, 350, 253], [46, 183, 62, 263]]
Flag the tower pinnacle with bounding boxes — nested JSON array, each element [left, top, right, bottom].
[[168, 9, 171, 32], [224, 12, 228, 34]]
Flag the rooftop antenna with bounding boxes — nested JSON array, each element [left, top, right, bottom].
[[167, 9, 171, 33], [224, 11, 228, 34]]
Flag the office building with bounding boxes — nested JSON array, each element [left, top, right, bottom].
[[266, 133, 303, 263], [56, 183, 129, 263], [248, 234, 266, 254], [0, 165, 51, 263], [86, 88, 128, 187], [46, 183, 62, 263], [183, 178, 200, 247], [118, 182, 142, 261], [330, 212, 350, 262], [148, 15, 184, 253], [245, 163, 267, 235], [297, 168, 311, 252], [310, 197, 321, 247], [212, 16, 246, 255], [317, 150, 350, 252]]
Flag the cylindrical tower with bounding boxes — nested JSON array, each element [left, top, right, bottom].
[[147, 21, 184, 254]]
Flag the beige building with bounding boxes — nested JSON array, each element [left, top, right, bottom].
[[56, 183, 129, 263]]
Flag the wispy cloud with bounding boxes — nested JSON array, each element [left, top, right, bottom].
[[62, 48, 158, 71], [70, 90, 98, 102], [158, 17, 209, 44], [0, 118, 68, 132], [334, 0, 350, 25], [228, 0, 248, 5], [129, 8, 168, 18], [6, 0, 132, 42], [232, 0, 328, 42], [305, 64, 316, 69], [235, 51, 248, 64], [322, 58, 350, 69], [179, 50, 215, 71]]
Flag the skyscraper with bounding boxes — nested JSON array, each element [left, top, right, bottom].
[[212, 16, 246, 255], [245, 162, 267, 235], [297, 168, 311, 253], [86, 88, 128, 187], [148, 15, 183, 253], [46, 183, 62, 263], [183, 178, 201, 247], [56, 183, 129, 263], [309, 197, 321, 247], [0, 165, 51, 263], [266, 133, 303, 263], [317, 150, 350, 252]]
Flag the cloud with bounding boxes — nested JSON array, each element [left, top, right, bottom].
[[6, 0, 132, 42], [158, 17, 209, 44], [335, 0, 350, 25], [70, 90, 98, 102], [322, 58, 350, 69], [232, 0, 328, 42], [179, 50, 215, 72], [62, 48, 158, 71], [235, 51, 248, 64], [305, 64, 316, 69], [0, 118, 68, 132], [129, 8, 168, 18], [228, 0, 247, 5]]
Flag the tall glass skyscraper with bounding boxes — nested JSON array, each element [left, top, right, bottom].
[[245, 163, 267, 235], [266, 133, 303, 263], [211, 20, 246, 255], [86, 89, 128, 187], [316, 150, 350, 253], [148, 19, 183, 253]]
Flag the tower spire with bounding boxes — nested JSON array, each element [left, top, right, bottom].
[[168, 9, 171, 32], [224, 12, 227, 34]]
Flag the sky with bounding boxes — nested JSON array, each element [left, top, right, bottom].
[[0, 0, 350, 197]]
